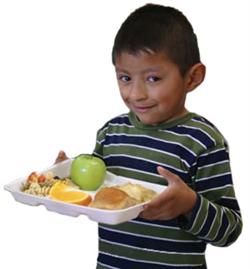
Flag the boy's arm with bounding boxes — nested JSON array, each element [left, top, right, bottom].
[[178, 145, 242, 247], [141, 144, 242, 247]]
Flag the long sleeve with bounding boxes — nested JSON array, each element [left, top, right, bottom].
[[180, 143, 242, 246]]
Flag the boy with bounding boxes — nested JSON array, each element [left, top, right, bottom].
[[56, 4, 242, 268]]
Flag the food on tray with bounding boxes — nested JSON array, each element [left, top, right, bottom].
[[117, 182, 157, 203], [90, 182, 158, 210], [21, 171, 79, 197], [90, 187, 137, 210], [49, 181, 92, 206], [20, 168, 158, 210], [70, 154, 106, 191]]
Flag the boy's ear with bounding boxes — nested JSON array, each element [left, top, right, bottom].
[[185, 63, 206, 93]]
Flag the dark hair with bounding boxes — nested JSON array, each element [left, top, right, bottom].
[[112, 4, 201, 76]]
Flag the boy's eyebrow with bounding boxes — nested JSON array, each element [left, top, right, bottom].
[[115, 66, 163, 74]]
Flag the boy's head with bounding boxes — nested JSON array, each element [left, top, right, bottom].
[[112, 4, 200, 76], [113, 4, 205, 126]]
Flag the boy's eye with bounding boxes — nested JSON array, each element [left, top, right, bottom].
[[147, 76, 161, 82], [118, 75, 131, 82]]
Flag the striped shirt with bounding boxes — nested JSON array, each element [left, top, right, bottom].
[[93, 112, 242, 269]]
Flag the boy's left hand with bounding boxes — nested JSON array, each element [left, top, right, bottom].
[[139, 166, 197, 221]]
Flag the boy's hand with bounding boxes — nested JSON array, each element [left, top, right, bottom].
[[140, 166, 197, 221], [54, 150, 69, 164]]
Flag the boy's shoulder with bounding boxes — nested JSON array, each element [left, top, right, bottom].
[[97, 112, 228, 150], [96, 113, 132, 135], [177, 113, 227, 149], [100, 113, 131, 129]]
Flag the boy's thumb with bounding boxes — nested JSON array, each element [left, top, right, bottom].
[[157, 166, 179, 185]]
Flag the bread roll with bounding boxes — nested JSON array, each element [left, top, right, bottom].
[[90, 187, 137, 210]]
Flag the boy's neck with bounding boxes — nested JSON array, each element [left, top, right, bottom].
[[129, 109, 195, 130]]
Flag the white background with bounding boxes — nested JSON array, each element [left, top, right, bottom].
[[0, 0, 249, 268]]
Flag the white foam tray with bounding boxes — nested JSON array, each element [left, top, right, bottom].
[[4, 159, 165, 225]]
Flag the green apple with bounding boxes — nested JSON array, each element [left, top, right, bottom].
[[70, 154, 106, 191]]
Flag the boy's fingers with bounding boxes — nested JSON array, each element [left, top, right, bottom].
[[157, 166, 180, 185], [54, 151, 68, 164]]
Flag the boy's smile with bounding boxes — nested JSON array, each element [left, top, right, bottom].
[[115, 51, 190, 126]]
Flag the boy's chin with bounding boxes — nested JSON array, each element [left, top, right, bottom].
[[136, 115, 159, 126]]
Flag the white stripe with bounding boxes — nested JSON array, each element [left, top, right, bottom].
[[105, 133, 197, 157], [197, 159, 229, 170], [210, 208, 224, 241], [191, 118, 220, 137], [97, 261, 119, 269], [187, 195, 204, 232], [107, 166, 163, 179], [201, 203, 218, 239], [220, 195, 237, 200], [99, 225, 201, 243], [215, 207, 234, 245], [93, 151, 102, 158], [118, 113, 129, 118], [196, 172, 231, 182], [193, 201, 210, 235], [100, 125, 109, 133], [223, 220, 240, 247], [103, 142, 191, 168], [104, 153, 188, 174], [100, 238, 205, 256], [109, 122, 134, 128], [99, 251, 204, 267], [130, 219, 181, 230], [162, 129, 207, 149], [198, 184, 233, 194], [180, 123, 216, 145], [199, 147, 226, 157]]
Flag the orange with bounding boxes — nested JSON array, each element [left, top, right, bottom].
[[49, 181, 92, 206]]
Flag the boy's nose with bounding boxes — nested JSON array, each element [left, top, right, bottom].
[[129, 79, 147, 101]]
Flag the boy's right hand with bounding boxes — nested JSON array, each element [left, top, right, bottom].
[[54, 150, 69, 164]]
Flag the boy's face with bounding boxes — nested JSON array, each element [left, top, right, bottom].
[[115, 51, 190, 125]]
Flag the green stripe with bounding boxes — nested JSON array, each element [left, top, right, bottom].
[[184, 118, 223, 145], [189, 196, 209, 234], [196, 161, 231, 179], [104, 144, 187, 172], [96, 264, 107, 269], [107, 166, 166, 185], [205, 205, 222, 240], [100, 222, 198, 241], [201, 186, 235, 201], [99, 240, 205, 265], [216, 208, 238, 245], [106, 124, 204, 156]]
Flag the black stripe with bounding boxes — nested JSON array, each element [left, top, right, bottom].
[[103, 134, 196, 165], [104, 155, 191, 183], [99, 227, 205, 253], [98, 253, 207, 269], [196, 174, 233, 192], [198, 149, 229, 167]]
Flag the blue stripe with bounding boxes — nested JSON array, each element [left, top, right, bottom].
[[198, 204, 217, 237], [169, 126, 214, 149], [134, 217, 181, 228], [213, 212, 229, 243], [103, 134, 196, 167], [104, 155, 191, 184], [99, 227, 205, 253], [215, 198, 241, 212], [198, 149, 229, 167], [193, 116, 216, 129], [196, 174, 232, 192], [98, 253, 207, 269], [110, 115, 132, 126]]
